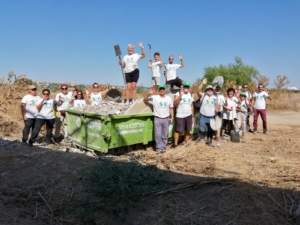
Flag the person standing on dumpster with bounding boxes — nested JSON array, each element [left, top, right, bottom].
[[120, 43, 145, 104], [144, 85, 173, 153]]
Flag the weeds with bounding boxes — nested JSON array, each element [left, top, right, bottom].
[[79, 159, 171, 224]]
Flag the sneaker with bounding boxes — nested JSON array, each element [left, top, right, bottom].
[[263, 129, 267, 134]]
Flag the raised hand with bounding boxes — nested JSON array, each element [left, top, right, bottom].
[[138, 42, 144, 48]]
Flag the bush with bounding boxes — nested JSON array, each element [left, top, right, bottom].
[[203, 57, 258, 88]]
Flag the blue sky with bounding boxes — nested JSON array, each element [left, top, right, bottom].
[[0, 0, 299, 87]]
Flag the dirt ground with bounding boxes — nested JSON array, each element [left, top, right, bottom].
[[0, 111, 300, 225]]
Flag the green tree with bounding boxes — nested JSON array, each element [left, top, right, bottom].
[[203, 57, 258, 86]]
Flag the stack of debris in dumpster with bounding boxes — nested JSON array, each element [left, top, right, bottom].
[[70, 99, 152, 115]]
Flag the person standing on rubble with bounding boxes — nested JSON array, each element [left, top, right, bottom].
[[165, 55, 184, 90], [148, 52, 163, 92], [120, 43, 145, 104]]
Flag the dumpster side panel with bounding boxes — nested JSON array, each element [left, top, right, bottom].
[[84, 116, 109, 153], [66, 112, 85, 145], [67, 111, 154, 152], [108, 116, 154, 149]]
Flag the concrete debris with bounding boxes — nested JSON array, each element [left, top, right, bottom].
[[71, 99, 152, 115]]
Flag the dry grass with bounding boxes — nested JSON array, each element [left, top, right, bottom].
[[269, 90, 300, 111]]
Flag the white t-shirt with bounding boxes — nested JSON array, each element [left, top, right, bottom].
[[223, 97, 238, 120], [216, 93, 226, 111], [150, 61, 163, 77], [165, 64, 182, 81], [253, 91, 269, 110], [36, 99, 55, 119], [239, 99, 249, 114], [55, 92, 73, 111], [200, 95, 217, 117], [123, 53, 142, 73], [73, 99, 86, 109], [175, 92, 194, 118], [90, 92, 102, 106], [241, 91, 252, 100], [21, 95, 42, 119], [149, 95, 173, 118]]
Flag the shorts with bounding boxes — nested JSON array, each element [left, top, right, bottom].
[[222, 119, 234, 130], [152, 77, 160, 86], [175, 115, 193, 133], [166, 77, 182, 88], [125, 69, 139, 83]]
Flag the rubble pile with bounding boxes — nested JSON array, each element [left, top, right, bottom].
[[70, 99, 152, 115]]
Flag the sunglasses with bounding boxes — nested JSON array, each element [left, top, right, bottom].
[[61, 87, 68, 90], [43, 92, 50, 95], [31, 88, 37, 91]]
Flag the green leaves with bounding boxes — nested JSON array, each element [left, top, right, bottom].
[[203, 57, 258, 87]]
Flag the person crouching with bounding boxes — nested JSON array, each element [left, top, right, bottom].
[[29, 89, 56, 145], [144, 85, 174, 153], [199, 85, 218, 146]]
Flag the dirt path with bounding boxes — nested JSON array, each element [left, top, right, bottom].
[[0, 111, 300, 225]]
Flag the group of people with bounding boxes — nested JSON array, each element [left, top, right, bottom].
[[144, 83, 271, 153], [20, 43, 271, 152], [21, 82, 107, 145], [119, 43, 184, 104]]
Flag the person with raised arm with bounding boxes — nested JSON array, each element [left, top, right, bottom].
[[120, 43, 145, 104], [148, 52, 163, 92], [165, 55, 184, 89]]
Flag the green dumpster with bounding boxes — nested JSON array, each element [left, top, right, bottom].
[[66, 109, 154, 153]]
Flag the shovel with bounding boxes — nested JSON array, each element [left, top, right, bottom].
[[114, 44, 126, 99]]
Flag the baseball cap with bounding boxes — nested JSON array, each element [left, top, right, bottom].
[[158, 84, 166, 90], [28, 85, 36, 90], [183, 81, 191, 88], [205, 85, 214, 91]]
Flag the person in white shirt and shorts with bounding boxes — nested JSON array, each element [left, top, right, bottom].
[[148, 52, 163, 92], [165, 55, 184, 90], [120, 43, 145, 104], [221, 88, 238, 136], [173, 81, 194, 147]]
